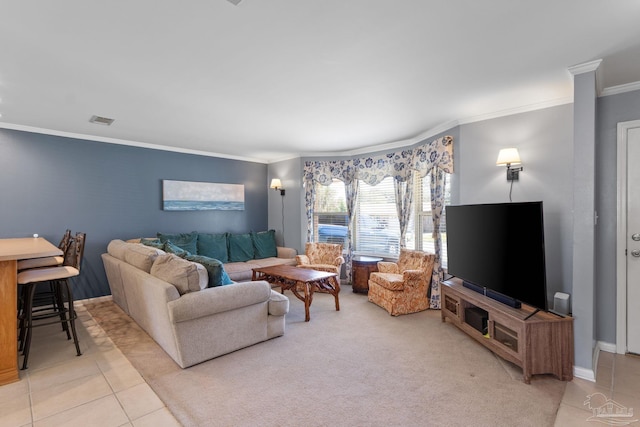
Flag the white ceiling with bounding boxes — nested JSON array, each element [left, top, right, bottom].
[[1, 1, 640, 163]]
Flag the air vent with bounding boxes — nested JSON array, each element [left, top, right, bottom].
[[89, 115, 115, 126], [227, 0, 242, 5]]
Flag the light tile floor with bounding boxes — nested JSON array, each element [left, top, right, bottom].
[[2, 300, 639, 427], [0, 303, 180, 427], [555, 351, 640, 426]]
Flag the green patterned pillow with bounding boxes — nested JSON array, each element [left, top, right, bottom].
[[228, 233, 254, 262], [197, 233, 229, 263], [186, 255, 225, 287], [252, 230, 277, 259], [164, 241, 190, 258], [157, 231, 198, 254], [141, 238, 164, 249]]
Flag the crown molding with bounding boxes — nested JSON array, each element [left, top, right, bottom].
[[457, 97, 574, 125], [568, 59, 603, 76], [0, 122, 269, 164], [299, 119, 460, 159], [600, 81, 640, 97]]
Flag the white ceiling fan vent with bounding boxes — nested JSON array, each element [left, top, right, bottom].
[[89, 115, 115, 126]]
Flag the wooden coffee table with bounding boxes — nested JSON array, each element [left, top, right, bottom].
[[252, 265, 339, 322]]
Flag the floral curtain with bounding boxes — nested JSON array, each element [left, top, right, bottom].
[[393, 175, 414, 248], [343, 179, 359, 282], [303, 135, 453, 187], [303, 135, 454, 296], [429, 167, 447, 309]]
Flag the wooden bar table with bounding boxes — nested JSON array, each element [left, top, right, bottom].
[[0, 237, 62, 385]]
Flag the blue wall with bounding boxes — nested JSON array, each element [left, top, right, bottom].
[[0, 129, 268, 299]]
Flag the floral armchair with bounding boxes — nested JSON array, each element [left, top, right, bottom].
[[296, 242, 344, 288], [368, 249, 435, 316]]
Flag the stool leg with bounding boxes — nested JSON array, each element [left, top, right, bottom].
[[17, 285, 28, 352], [62, 280, 82, 356], [54, 280, 71, 339], [21, 283, 37, 370]]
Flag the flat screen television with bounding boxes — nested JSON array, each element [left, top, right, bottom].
[[445, 201, 548, 311]]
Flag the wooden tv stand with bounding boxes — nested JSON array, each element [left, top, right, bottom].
[[441, 278, 574, 384]]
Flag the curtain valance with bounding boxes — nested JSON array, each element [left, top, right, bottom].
[[303, 135, 453, 186]]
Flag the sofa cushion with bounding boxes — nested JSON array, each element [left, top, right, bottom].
[[107, 239, 128, 261], [151, 254, 208, 295], [157, 231, 198, 254], [106, 240, 165, 273], [252, 230, 277, 259], [197, 233, 229, 263], [125, 244, 166, 273], [185, 255, 233, 288], [228, 233, 254, 262]]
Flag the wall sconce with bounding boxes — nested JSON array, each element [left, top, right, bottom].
[[270, 178, 285, 196], [496, 148, 523, 181]]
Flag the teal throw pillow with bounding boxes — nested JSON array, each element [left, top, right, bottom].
[[220, 269, 234, 286], [186, 255, 224, 287], [251, 230, 277, 259], [141, 238, 164, 249], [228, 233, 254, 262], [164, 241, 190, 258], [157, 231, 198, 254], [197, 233, 229, 263]]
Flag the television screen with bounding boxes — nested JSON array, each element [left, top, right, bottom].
[[445, 201, 548, 310]]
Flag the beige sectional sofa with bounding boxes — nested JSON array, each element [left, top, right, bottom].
[[102, 239, 290, 368]]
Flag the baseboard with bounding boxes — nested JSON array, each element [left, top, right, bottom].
[[75, 295, 113, 306], [596, 341, 617, 353], [574, 366, 596, 382]]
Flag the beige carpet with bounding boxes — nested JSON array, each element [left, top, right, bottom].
[[85, 286, 566, 427]]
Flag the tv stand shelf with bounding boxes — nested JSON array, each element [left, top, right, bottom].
[[441, 278, 574, 384]]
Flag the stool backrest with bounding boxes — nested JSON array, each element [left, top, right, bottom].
[[58, 229, 72, 252], [63, 232, 86, 270]]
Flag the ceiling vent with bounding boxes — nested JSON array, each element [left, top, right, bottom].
[[227, 0, 242, 5], [89, 115, 115, 126]]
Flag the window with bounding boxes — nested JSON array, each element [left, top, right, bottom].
[[314, 180, 347, 245], [355, 177, 400, 255], [312, 172, 450, 261]]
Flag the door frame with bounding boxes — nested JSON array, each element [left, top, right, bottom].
[[616, 119, 640, 354]]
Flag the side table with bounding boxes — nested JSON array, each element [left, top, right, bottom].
[[351, 255, 382, 294]]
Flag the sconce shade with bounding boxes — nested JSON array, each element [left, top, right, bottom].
[[270, 178, 282, 189], [496, 148, 521, 166]]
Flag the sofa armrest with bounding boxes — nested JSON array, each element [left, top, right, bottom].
[[268, 290, 289, 316], [296, 254, 310, 265], [168, 281, 272, 323], [335, 256, 345, 266], [378, 262, 399, 274], [277, 246, 297, 259]]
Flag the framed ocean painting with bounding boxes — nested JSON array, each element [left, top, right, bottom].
[[162, 180, 245, 211]]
